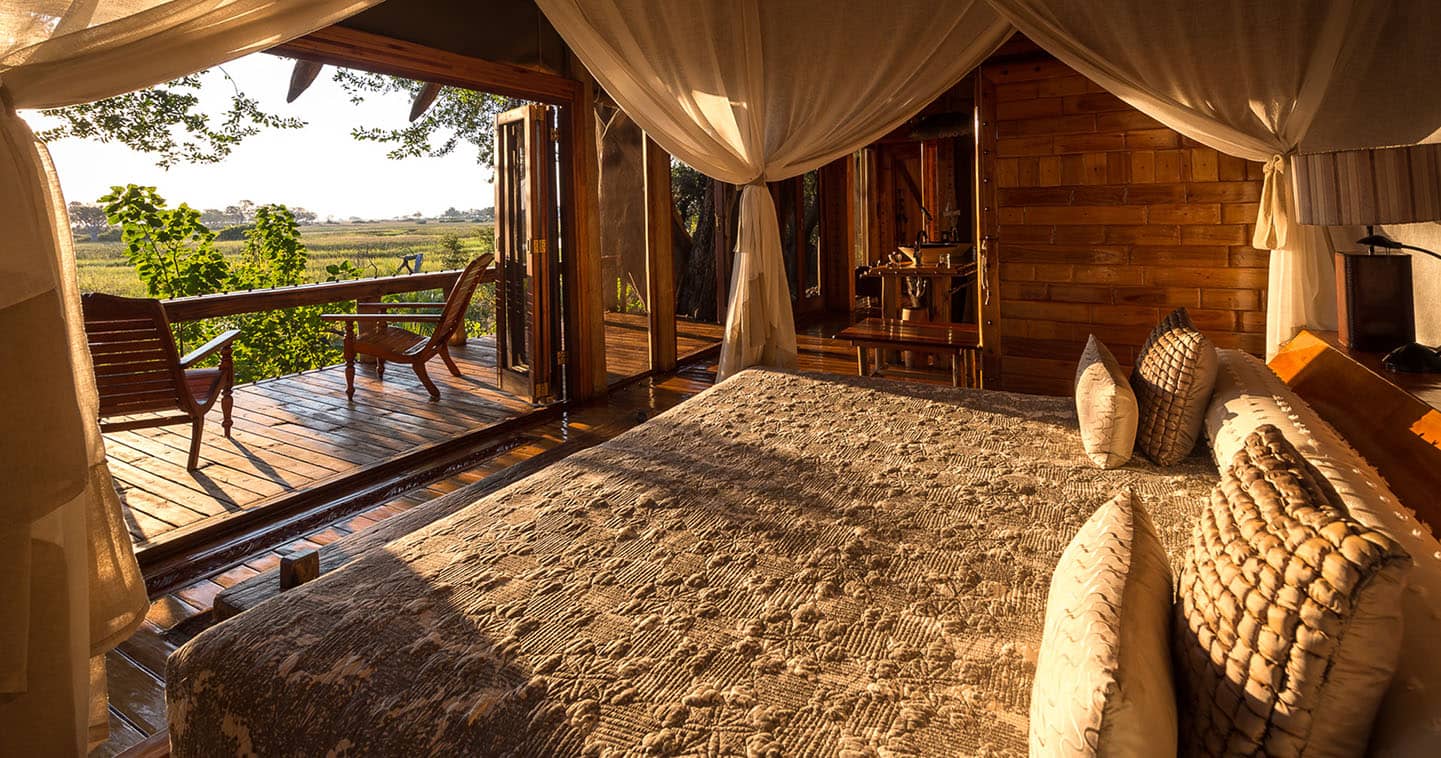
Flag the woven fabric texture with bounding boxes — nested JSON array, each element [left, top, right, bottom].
[[1131, 308, 1219, 466], [166, 370, 1218, 757], [1074, 335, 1139, 469], [1175, 425, 1411, 757], [1029, 489, 1176, 757], [1204, 348, 1441, 753]]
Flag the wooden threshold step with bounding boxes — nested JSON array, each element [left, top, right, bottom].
[[136, 418, 545, 599]]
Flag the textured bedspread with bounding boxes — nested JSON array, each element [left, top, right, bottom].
[[168, 370, 1217, 757]]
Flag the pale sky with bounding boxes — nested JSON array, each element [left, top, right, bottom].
[[21, 53, 495, 221]]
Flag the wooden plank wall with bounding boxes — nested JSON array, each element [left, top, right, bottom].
[[985, 55, 1268, 395]]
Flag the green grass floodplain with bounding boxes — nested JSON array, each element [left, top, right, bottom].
[[75, 219, 495, 297]]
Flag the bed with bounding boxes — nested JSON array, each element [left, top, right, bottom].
[[167, 369, 1221, 756]]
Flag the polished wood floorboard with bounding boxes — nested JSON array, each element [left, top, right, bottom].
[[94, 312, 964, 756]]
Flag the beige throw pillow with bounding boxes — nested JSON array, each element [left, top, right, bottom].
[[1174, 425, 1411, 757], [1130, 308, 1218, 465], [1030, 489, 1177, 757], [1075, 335, 1139, 469]]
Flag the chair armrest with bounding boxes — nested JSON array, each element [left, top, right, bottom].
[[179, 329, 241, 368], [320, 313, 444, 323], [354, 302, 444, 310]]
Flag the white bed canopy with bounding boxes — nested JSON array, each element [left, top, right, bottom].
[[2, 1, 1438, 752], [0, 2, 382, 754], [540, 0, 1441, 375]]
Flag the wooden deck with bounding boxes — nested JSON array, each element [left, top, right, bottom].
[[108, 312, 724, 548]]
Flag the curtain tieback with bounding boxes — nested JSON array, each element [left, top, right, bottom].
[[1262, 154, 1287, 177], [1254, 152, 1293, 251]]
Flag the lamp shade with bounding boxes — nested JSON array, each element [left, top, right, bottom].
[[1293, 144, 1441, 226]]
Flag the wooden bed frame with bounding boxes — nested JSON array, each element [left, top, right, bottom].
[[1270, 329, 1441, 534]]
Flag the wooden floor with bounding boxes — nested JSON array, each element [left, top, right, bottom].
[[106, 336, 534, 548], [604, 311, 724, 383], [108, 312, 725, 549], [93, 315, 953, 757]]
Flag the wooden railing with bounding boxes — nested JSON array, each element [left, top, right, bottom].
[[160, 269, 496, 323]]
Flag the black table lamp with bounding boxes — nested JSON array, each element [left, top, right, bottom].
[[1293, 145, 1441, 372]]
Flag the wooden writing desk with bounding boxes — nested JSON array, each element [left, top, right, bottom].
[[862, 262, 978, 323], [838, 317, 981, 387]]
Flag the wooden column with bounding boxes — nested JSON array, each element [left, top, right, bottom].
[[643, 137, 678, 372], [713, 184, 737, 323], [821, 159, 855, 314], [561, 79, 608, 400], [921, 140, 942, 240], [974, 69, 1003, 388]]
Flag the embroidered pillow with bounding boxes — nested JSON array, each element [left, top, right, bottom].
[[1174, 425, 1410, 757], [1030, 489, 1177, 757], [1130, 308, 1218, 465], [1075, 335, 1139, 469]]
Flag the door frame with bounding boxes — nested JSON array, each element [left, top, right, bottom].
[[494, 104, 561, 403], [271, 26, 608, 401]]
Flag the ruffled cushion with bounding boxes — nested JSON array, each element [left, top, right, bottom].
[[1030, 489, 1177, 757], [1174, 425, 1410, 757]]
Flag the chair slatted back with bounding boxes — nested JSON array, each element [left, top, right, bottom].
[[426, 254, 495, 352], [82, 293, 190, 418]]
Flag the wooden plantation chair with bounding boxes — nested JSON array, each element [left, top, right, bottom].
[[81, 293, 239, 470], [322, 253, 494, 401]]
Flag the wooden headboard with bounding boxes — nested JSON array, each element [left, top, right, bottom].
[[1269, 330, 1441, 534]]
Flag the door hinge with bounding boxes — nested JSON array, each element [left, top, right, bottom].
[[531, 238, 548, 255], [556, 349, 568, 364]]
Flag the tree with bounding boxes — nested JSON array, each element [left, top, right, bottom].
[[99, 185, 228, 302], [292, 207, 318, 224], [199, 208, 231, 227], [332, 70, 518, 164], [37, 70, 303, 168], [42, 65, 514, 174], [68, 202, 110, 241], [436, 233, 467, 269]]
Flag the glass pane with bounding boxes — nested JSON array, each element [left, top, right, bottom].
[[777, 183, 798, 298], [670, 157, 725, 357], [502, 120, 529, 371]]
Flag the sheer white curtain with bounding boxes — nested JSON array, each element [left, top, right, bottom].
[[0, 2, 380, 754], [987, 0, 1441, 357], [536, 0, 1012, 379]]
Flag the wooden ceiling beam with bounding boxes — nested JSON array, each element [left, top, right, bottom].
[[268, 25, 579, 104]]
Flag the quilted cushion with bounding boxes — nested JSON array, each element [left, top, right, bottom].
[[1030, 489, 1177, 757], [1131, 308, 1218, 465], [1204, 349, 1441, 754], [1174, 425, 1411, 757], [1075, 335, 1139, 469]]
